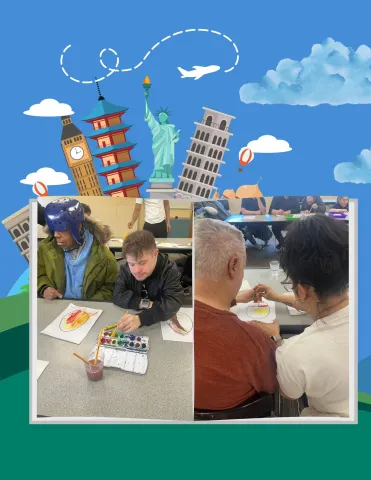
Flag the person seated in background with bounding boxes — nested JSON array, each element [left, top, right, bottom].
[[194, 218, 277, 411], [254, 215, 349, 417], [329, 196, 349, 213], [269, 196, 300, 250], [300, 196, 326, 214], [38, 198, 118, 301], [218, 199, 230, 212], [128, 199, 171, 238], [113, 230, 183, 333], [240, 197, 272, 250]]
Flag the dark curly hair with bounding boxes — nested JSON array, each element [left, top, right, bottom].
[[280, 215, 349, 299]]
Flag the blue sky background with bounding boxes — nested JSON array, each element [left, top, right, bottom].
[[1, 0, 370, 362]]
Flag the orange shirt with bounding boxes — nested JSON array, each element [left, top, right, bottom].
[[195, 300, 278, 410]]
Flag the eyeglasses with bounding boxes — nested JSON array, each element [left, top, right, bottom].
[[281, 280, 293, 292]]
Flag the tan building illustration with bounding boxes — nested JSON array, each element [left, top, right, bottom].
[[61, 115, 103, 196], [2, 206, 30, 262]]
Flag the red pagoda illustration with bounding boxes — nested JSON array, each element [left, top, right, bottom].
[[82, 81, 144, 197]]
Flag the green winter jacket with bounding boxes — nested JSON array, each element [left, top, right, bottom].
[[38, 217, 118, 301]]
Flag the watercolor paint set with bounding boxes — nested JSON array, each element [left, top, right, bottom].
[[98, 330, 149, 353]]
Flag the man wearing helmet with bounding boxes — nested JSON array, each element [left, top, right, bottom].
[[38, 198, 118, 301]]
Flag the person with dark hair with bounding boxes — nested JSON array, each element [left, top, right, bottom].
[[329, 196, 349, 212], [254, 215, 349, 417], [38, 198, 118, 301], [240, 197, 272, 249], [269, 196, 300, 250], [300, 196, 326, 214], [113, 230, 183, 333]]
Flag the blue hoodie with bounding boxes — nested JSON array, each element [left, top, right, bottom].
[[64, 229, 94, 299]]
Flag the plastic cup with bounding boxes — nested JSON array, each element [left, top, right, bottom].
[[86, 348, 105, 382], [270, 260, 280, 273]]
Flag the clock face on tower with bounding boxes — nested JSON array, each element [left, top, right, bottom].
[[70, 146, 84, 160]]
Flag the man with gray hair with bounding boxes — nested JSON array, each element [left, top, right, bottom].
[[194, 218, 277, 411]]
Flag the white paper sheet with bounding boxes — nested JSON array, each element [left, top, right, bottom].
[[37, 360, 49, 379], [238, 279, 251, 293], [41, 303, 103, 344], [230, 299, 276, 323], [283, 293, 306, 315], [156, 242, 178, 248], [242, 215, 256, 220], [161, 308, 193, 343]]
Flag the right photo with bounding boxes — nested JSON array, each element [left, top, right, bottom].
[[193, 195, 351, 421]]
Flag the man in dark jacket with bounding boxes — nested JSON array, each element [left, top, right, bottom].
[[113, 230, 183, 333], [269, 196, 300, 250]]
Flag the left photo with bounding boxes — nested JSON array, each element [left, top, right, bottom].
[[31, 197, 193, 422]]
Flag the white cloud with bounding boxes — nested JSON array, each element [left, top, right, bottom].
[[20, 168, 71, 186], [246, 135, 292, 153], [24, 99, 74, 117], [240, 38, 371, 106], [334, 148, 371, 184]]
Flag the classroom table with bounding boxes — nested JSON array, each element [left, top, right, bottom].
[[108, 237, 192, 258], [243, 268, 312, 335], [37, 299, 193, 421]]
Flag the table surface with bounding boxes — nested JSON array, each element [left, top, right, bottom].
[[37, 299, 193, 421], [244, 268, 312, 332], [225, 213, 349, 224], [108, 237, 192, 249]]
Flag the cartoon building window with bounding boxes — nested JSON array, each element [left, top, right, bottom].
[[192, 171, 197, 180], [196, 187, 201, 196], [205, 133, 210, 142], [210, 177, 215, 185], [180, 181, 184, 191], [187, 170, 192, 179], [192, 158, 197, 166], [201, 146, 206, 155], [200, 174, 205, 183], [187, 156, 192, 164], [22, 222, 29, 232], [206, 190, 210, 198], [184, 169, 188, 178], [208, 149, 213, 158], [200, 131, 205, 141], [205, 175, 210, 184], [195, 130, 200, 139], [184, 183, 189, 191], [196, 158, 201, 168], [219, 120, 227, 131], [217, 137, 222, 146], [201, 188, 206, 197], [222, 138, 227, 147], [218, 151, 223, 160], [214, 164, 218, 173], [212, 135, 217, 144], [20, 240, 28, 251], [205, 116, 213, 126], [191, 143, 196, 152], [213, 150, 218, 159], [188, 184, 193, 194], [209, 163, 214, 171], [196, 144, 201, 153], [11, 228, 21, 239], [205, 161, 209, 170]]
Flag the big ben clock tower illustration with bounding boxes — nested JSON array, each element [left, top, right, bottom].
[[61, 115, 103, 196]]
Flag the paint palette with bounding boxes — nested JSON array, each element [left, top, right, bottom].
[[98, 330, 149, 353]]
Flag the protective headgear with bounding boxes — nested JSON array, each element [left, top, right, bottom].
[[44, 198, 85, 245]]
